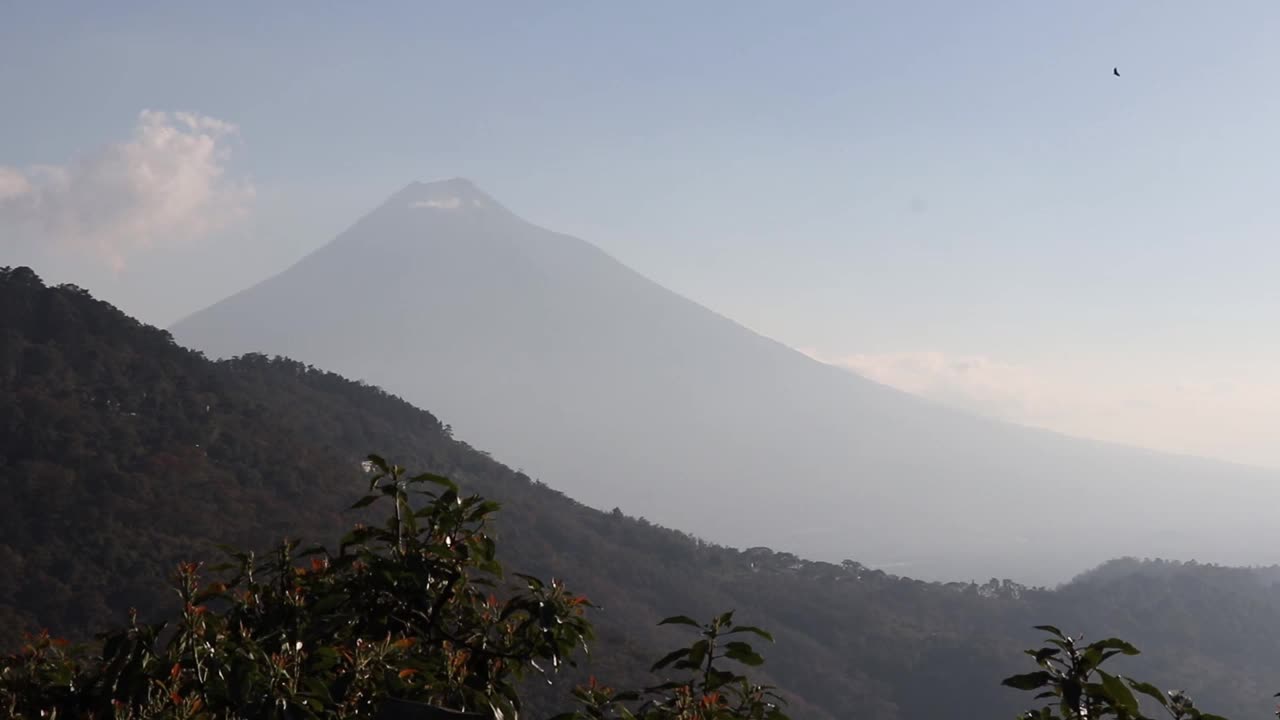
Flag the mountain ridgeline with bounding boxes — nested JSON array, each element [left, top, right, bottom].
[[172, 179, 1280, 584], [8, 267, 1280, 718]]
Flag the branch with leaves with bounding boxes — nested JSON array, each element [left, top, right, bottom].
[[1003, 625, 1227, 720], [558, 612, 788, 720]]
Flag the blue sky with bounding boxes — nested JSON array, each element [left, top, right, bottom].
[[4, 1, 1280, 466]]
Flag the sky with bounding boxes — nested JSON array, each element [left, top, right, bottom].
[[4, 1, 1280, 468]]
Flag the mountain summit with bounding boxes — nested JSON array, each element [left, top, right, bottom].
[[391, 178, 504, 213], [172, 181, 1280, 583]]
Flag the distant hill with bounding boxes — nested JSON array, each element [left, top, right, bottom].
[[172, 178, 1280, 584], [8, 268, 1280, 719]]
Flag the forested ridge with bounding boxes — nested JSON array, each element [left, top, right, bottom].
[[4, 265, 1280, 718]]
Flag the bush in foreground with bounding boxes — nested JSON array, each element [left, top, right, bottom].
[[1003, 626, 1227, 720], [0, 457, 786, 720]]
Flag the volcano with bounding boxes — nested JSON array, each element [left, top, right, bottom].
[[173, 179, 1280, 583]]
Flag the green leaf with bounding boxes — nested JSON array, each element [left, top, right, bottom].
[[1002, 671, 1053, 691], [724, 641, 765, 666], [1089, 638, 1140, 656], [1098, 649, 1124, 664], [1028, 647, 1060, 663], [1081, 647, 1104, 672], [1032, 625, 1065, 638], [349, 494, 379, 509], [657, 615, 701, 628], [686, 639, 710, 669], [513, 573, 545, 590], [1099, 671, 1139, 714], [650, 647, 691, 671], [705, 668, 736, 691], [406, 470, 443, 482], [727, 625, 774, 642], [1127, 680, 1168, 708], [468, 500, 502, 521]]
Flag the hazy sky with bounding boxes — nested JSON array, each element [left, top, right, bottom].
[[4, 2, 1280, 468]]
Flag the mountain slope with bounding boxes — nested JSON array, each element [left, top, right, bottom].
[[173, 179, 1280, 583], [2, 266, 996, 719], [9, 268, 1280, 719]]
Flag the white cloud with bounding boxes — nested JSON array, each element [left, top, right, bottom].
[[802, 348, 1280, 469], [0, 167, 31, 200], [0, 110, 253, 270]]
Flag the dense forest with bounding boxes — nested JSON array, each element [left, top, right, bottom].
[[3, 266, 1280, 718]]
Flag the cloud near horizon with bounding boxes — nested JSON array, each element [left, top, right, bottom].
[[802, 348, 1280, 470], [0, 110, 253, 270]]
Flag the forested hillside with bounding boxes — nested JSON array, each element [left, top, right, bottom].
[[4, 266, 1280, 719]]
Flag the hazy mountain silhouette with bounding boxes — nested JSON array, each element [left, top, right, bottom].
[[172, 179, 1280, 583]]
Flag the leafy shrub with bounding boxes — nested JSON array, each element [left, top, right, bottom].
[[1003, 626, 1226, 720], [0, 457, 787, 720]]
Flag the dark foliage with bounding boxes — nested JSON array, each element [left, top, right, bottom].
[[3, 266, 1280, 719], [0, 455, 789, 719]]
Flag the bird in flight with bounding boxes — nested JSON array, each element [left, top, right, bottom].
[[1113, 67, 1120, 77]]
